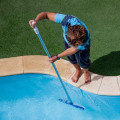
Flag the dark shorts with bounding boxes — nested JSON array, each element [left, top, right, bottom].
[[64, 41, 91, 69]]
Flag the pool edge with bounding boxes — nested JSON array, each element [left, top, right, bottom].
[[0, 55, 120, 96]]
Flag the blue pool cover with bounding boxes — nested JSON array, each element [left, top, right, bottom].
[[0, 73, 120, 120]]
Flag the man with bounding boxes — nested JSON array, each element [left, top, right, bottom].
[[29, 12, 91, 83]]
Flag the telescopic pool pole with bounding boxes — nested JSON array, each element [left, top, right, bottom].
[[32, 25, 85, 110]]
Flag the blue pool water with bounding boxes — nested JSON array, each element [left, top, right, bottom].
[[0, 73, 120, 120]]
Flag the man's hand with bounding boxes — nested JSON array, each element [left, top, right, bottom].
[[48, 55, 57, 63], [29, 20, 37, 28], [29, 12, 56, 28]]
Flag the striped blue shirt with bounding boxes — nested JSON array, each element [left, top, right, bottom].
[[55, 13, 90, 50]]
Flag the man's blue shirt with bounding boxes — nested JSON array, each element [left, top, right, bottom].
[[55, 13, 90, 50]]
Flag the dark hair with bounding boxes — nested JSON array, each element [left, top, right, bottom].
[[67, 25, 85, 47]]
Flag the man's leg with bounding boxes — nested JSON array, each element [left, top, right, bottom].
[[71, 64, 82, 83], [75, 48, 91, 83], [83, 68, 91, 83], [71, 64, 91, 83], [64, 41, 82, 83]]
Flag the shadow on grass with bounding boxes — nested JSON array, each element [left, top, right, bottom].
[[90, 51, 120, 76]]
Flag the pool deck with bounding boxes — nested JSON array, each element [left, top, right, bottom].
[[0, 55, 120, 96]]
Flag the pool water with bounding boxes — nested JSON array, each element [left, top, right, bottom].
[[0, 73, 120, 120]]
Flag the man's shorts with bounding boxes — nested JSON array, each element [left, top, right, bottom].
[[64, 41, 91, 69]]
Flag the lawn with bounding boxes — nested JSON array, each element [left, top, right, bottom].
[[0, 0, 120, 76]]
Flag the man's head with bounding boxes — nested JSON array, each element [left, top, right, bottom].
[[67, 25, 85, 47]]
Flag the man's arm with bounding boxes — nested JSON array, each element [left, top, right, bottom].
[[48, 47, 78, 63], [35, 12, 56, 22], [58, 47, 78, 58], [29, 12, 56, 28]]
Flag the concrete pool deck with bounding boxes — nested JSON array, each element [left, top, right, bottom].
[[0, 55, 120, 96]]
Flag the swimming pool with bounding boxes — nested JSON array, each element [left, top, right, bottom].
[[0, 73, 120, 120]]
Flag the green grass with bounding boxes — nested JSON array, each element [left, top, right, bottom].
[[0, 0, 120, 76]]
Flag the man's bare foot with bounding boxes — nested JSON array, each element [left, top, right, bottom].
[[84, 71, 91, 84], [72, 70, 82, 83]]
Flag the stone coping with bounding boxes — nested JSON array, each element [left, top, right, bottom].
[[0, 55, 120, 96]]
